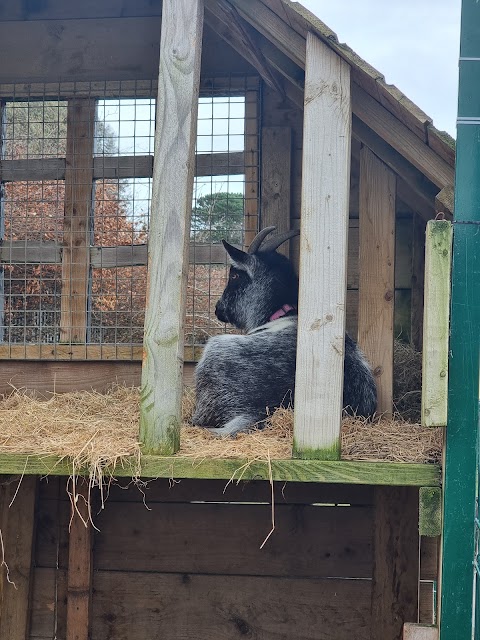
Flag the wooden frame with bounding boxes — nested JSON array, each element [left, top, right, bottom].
[[293, 33, 351, 460], [139, 0, 204, 455]]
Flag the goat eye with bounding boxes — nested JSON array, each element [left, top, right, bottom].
[[230, 272, 239, 280]]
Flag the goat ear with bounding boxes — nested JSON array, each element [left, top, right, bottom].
[[222, 240, 253, 271]]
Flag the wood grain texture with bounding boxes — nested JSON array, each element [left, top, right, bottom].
[[243, 87, 260, 247], [0, 454, 441, 485], [0, 476, 37, 640], [411, 215, 427, 351], [352, 84, 454, 190], [358, 147, 396, 415], [293, 33, 351, 459], [92, 570, 372, 640], [60, 99, 95, 344], [371, 487, 420, 640], [66, 481, 92, 640], [421, 221, 452, 427], [261, 126, 292, 256], [139, 0, 204, 455], [94, 502, 373, 577], [403, 623, 438, 640], [0, 0, 163, 21]]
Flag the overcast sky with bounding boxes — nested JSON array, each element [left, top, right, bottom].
[[300, 0, 461, 137]]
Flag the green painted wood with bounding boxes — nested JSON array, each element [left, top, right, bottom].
[[0, 453, 441, 485], [440, 2, 480, 637], [139, 0, 204, 455], [421, 220, 452, 427], [419, 487, 442, 537]]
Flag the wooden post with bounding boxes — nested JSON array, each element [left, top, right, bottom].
[[140, 0, 204, 455], [372, 487, 420, 640], [261, 126, 292, 257], [0, 101, 5, 344], [293, 33, 351, 460], [0, 476, 37, 640], [411, 215, 427, 351], [66, 480, 92, 640], [60, 99, 96, 345], [244, 84, 260, 248], [403, 623, 438, 640], [421, 220, 452, 427], [358, 146, 396, 415]]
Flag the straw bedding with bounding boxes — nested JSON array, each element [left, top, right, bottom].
[[0, 341, 442, 477]]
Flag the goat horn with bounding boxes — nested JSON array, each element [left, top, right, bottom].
[[260, 229, 300, 253], [247, 226, 276, 254]]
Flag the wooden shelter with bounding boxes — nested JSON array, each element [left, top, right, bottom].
[[0, 1, 455, 639]]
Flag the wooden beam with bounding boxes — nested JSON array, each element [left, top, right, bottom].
[[372, 487, 420, 640], [358, 146, 396, 415], [435, 185, 454, 218], [0, 454, 441, 485], [243, 86, 260, 248], [0, 476, 37, 640], [293, 33, 351, 460], [403, 623, 438, 640], [66, 480, 92, 640], [261, 126, 292, 257], [421, 220, 452, 427], [140, 0, 204, 455], [411, 215, 426, 351], [352, 84, 454, 190], [419, 487, 442, 537], [60, 99, 95, 344]]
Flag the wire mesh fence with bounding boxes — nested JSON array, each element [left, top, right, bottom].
[[0, 76, 260, 359]]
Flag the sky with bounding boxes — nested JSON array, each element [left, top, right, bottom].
[[300, 0, 461, 137]]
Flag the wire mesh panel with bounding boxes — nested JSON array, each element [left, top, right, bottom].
[[0, 77, 260, 360]]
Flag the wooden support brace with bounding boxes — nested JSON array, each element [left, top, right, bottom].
[[66, 480, 93, 640], [261, 126, 292, 257], [60, 98, 95, 345], [358, 146, 396, 416], [0, 476, 37, 640], [140, 0, 204, 455], [421, 220, 452, 427], [372, 487, 419, 640], [293, 33, 351, 460]]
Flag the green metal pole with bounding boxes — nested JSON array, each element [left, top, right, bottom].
[[440, 1, 480, 637]]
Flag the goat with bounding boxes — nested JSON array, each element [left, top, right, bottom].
[[192, 227, 377, 436]]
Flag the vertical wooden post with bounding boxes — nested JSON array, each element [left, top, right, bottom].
[[66, 480, 92, 640], [358, 146, 396, 415], [421, 220, 452, 427], [372, 487, 420, 640], [0, 101, 5, 344], [293, 33, 351, 460], [0, 476, 37, 640], [411, 214, 426, 352], [261, 126, 292, 256], [60, 99, 96, 346], [140, 0, 204, 455], [244, 83, 260, 248]]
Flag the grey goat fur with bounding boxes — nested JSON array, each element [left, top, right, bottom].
[[192, 227, 377, 436]]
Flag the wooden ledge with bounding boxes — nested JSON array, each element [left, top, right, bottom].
[[0, 454, 441, 486]]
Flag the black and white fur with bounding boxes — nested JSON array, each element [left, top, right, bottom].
[[192, 227, 377, 436]]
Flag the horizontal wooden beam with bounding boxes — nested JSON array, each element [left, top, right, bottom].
[[0, 152, 244, 182], [0, 453, 441, 485]]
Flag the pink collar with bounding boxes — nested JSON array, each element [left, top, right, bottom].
[[269, 304, 296, 322]]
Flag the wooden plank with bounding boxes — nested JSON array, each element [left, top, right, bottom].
[[358, 147, 396, 415], [0, 157, 66, 181], [0, 0, 163, 21], [403, 623, 438, 640], [420, 536, 439, 581], [0, 344, 143, 360], [419, 487, 442, 537], [421, 220, 452, 427], [92, 570, 372, 640], [29, 568, 67, 640], [66, 480, 92, 640], [371, 487, 419, 640], [411, 215, 426, 351], [261, 126, 292, 257], [419, 581, 435, 624], [60, 98, 95, 344], [0, 241, 61, 264], [139, 0, 204, 455], [352, 84, 454, 190], [94, 502, 373, 577], [0, 455, 442, 486], [293, 33, 351, 460], [243, 87, 260, 248], [0, 476, 37, 640]]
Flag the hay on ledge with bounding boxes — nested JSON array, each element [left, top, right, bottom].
[[0, 378, 442, 478]]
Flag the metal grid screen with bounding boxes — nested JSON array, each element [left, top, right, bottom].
[[0, 77, 260, 360]]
